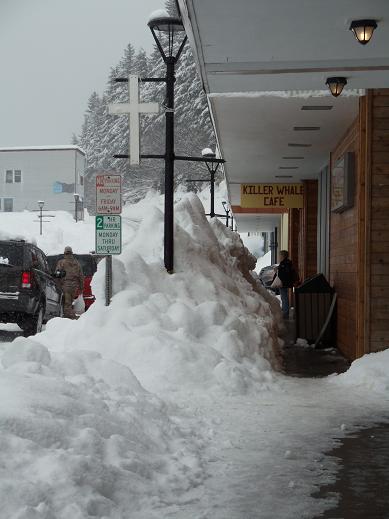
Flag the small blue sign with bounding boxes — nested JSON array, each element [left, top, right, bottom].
[[53, 182, 63, 193]]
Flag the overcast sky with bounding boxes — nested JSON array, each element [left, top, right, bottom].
[[0, 0, 164, 147]]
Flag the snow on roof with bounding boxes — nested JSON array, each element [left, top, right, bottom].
[[148, 8, 169, 23], [0, 145, 86, 155], [208, 89, 365, 99]]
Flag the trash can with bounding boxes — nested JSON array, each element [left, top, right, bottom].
[[295, 273, 336, 348]]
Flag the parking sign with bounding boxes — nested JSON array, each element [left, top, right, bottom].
[[95, 215, 122, 255]]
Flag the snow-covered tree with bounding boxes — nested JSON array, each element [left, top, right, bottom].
[[76, 0, 216, 206]]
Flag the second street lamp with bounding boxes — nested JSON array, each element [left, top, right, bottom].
[[148, 12, 187, 273]]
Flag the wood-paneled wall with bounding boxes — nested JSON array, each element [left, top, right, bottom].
[[330, 89, 389, 359], [299, 180, 318, 280], [368, 90, 389, 353], [329, 119, 359, 359]]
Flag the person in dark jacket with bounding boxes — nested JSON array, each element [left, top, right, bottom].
[[276, 250, 296, 319]]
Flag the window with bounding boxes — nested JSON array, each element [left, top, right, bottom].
[[5, 170, 22, 183], [3, 199, 13, 212]]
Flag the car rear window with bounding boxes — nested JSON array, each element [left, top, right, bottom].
[[0, 244, 24, 266]]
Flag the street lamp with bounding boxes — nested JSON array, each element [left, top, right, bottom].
[[73, 193, 80, 222], [221, 201, 230, 228], [148, 12, 187, 273], [38, 200, 44, 235]]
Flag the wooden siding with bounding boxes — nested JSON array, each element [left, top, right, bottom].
[[330, 118, 359, 359], [288, 208, 300, 277], [300, 180, 318, 280], [369, 90, 389, 353]]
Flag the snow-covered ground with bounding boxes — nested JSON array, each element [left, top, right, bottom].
[[0, 187, 388, 518]]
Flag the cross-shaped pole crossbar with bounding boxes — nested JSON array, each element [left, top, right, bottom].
[[108, 75, 159, 165]]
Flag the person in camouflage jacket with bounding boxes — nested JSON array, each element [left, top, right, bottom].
[[55, 246, 84, 319]]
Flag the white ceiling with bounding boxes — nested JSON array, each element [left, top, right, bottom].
[[178, 0, 389, 231]]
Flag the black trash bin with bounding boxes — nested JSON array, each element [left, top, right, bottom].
[[295, 273, 336, 348]]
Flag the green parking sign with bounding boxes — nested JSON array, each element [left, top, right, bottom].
[[95, 215, 122, 254]]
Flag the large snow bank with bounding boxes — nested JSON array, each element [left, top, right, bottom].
[[38, 194, 281, 395], [0, 338, 204, 518], [0, 188, 282, 515], [332, 349, 389, 394]]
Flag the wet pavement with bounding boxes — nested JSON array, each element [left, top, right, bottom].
[[313, 423, 389, 519], [280, 319, 389, 519], [281, 319, 350, 378]]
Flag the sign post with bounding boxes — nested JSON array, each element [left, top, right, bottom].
[[96, 174, 122, 306]]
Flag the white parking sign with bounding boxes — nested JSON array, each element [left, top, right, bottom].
[[96, 174, 122, 214], [95, 215, 122, 255]]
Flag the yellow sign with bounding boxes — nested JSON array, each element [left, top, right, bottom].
[[241, 183, 304, 209]]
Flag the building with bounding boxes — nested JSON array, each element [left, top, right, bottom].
[[178, 0, 389, 360], [0, 146, 85, 213]]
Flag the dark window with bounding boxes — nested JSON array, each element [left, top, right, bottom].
[[4, 199, 13, 212], [0, 244, 24, 266], [14, 170, 22, 183], [34, 249, 48, 272], [5, 170, 13, 183]]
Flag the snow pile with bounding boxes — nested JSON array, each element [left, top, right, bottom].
[[0, 338, 204, 518], [0, 189, 282, 516], [39, 194, 280, 395], [333, 349, 389, 394]]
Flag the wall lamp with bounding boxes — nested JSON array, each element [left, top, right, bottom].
[[326, 77, 347, 97], [350, 19, 377, 45]]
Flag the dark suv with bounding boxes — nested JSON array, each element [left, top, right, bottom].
[[0, 240, 63, 336], [47, 254, 100, 310]]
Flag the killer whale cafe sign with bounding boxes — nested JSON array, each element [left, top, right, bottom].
[[240, 183, 304, 209]]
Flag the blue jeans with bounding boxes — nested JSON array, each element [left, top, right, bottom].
[[280, 287, 289, 318]]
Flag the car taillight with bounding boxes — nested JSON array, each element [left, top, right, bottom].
[[21, 271, 33, 289]]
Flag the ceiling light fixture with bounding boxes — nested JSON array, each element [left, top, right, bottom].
[[288, 143, 312, 148], [349, 19, 377, 45], [282, 156, 304, 159], [326, 77, 347, 97], [279, 166, 299, 170], [275, 175, 293, 178]]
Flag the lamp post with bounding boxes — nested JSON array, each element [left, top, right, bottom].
[[73, 193, 80, 222], [112, 13, 225, 272], [148, 13, 187, 273], [186, 147, 225, 219], [38, 200, 44, 235], [221, 201, 230, 228]]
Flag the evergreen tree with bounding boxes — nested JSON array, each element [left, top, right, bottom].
[[75, 0, 216, 207]]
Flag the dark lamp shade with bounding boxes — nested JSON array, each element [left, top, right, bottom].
[[349, 19, 377, 45], [326, 77, 347, 97], [147, 16, 185, 33]]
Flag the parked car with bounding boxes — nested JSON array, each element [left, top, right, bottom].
[[0, 240, 63, 336], [258, 264, 278, 291], [47, 253, 100, 310]]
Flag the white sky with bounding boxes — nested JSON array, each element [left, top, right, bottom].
[[0, 0, 164, 147]]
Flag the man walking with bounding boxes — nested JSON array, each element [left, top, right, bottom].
[[55, 246, 84, 319], [276, 250, 297, 319]]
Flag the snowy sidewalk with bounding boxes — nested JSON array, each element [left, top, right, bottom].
[[154, 380, 389, 519]]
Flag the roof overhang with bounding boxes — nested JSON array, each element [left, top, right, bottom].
[[178, 0, 389, 231]]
